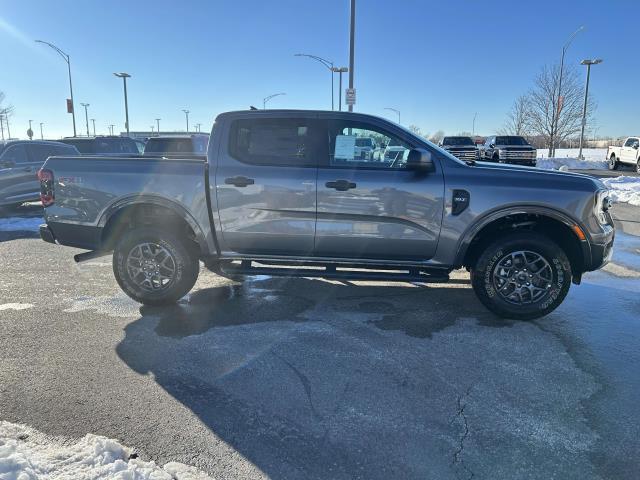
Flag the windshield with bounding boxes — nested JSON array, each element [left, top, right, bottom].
[[495, 136, 529, 146], [442, 137, 474, 146]]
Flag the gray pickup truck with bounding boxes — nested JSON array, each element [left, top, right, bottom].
[[38, 110, 614, 319]]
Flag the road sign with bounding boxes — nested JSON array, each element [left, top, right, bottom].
[[345, 88, 356, 106], [66, 99, 73, 113], [27, 128, 33, 139]]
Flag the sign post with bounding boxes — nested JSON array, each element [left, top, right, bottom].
[[345, 88, 356, 106]]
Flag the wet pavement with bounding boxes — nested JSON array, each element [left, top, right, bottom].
[[0, 202, 639, 479]]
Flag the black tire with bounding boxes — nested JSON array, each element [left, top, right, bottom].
[[113, 227, 199, 305], [609, 154, 619, 171], [636, 158, 640, 174], [471, 232, 572, 320]]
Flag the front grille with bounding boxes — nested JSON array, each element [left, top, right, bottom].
[[449, 149, 478, 160], [500, 150, 536, 159]]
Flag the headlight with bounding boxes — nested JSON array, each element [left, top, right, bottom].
[[498, 149, 505, 158], [594, 189, 611, 224]]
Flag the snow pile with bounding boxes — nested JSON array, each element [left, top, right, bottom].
[[536, 148, 608, 171], [602, 176, 640, 206], [0, 421, 214, 480], [0, 217, 43, 232]]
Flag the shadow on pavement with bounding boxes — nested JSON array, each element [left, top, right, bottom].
[[0, 202, 43, 242]]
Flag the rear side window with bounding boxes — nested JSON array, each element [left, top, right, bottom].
[[144, 138, 194, 154], [0, 144, 28, 163], [94, 138, 138, 154], [27, 144, 77, 163], [62, 139, 94, 153], [228, 118, 321, 167]]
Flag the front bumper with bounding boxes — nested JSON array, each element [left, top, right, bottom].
[[586, 225, 615, 271]]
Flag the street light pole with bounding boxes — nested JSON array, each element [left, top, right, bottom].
[[40, 122, 44, 140], [150, 125, 155, 135], [108, 124, 114, 136], [578, 58, 602, 160], [35, 40, 77, 137], [155, 118, 161, 135], [80, 103, 90, 136], [550, 26, 584, 157], [332, 67, 349, 111], [113, 73, 131, 135], [263, 93, 286, 109], [348, 0, 356, 112], [472, 112, 478, 136], [28, 120, 33, 140], [295, 53, 335, 110], [384, 107, 400, 125], [90, 118, 96, 136], [182, 109, 190, 132]]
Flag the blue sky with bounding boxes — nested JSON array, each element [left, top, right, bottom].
[[0, 0, 637, 139]]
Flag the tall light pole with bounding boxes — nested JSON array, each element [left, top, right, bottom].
[[113, 72, 131, 136], [348, 0, 356, 112], [263, 93, 286, 109], [384, 107, 400, 125], [578, 58, 602, 160], [155, 118, 161, 135], [108, 124, 114, 136], [39, 122, 44, 140], [80, 103, 90, 136], [472, 112, 478, 136], [195, 123, 202, 133], [332, 67, 349, 111], [550, 26, 584, 157], [90, 118, 96, 136], [28, 120, 33, 140], [35, 40, 77, 137], [295, 53, 334, 110], [182, 109, 190, 132], [150, 125, 155, 135]]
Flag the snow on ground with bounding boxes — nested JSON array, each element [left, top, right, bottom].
[[602, 176, 640, 206], [0, 421, 214, 480], [0, 217, 43, 232], [537, 149, 608, 170]]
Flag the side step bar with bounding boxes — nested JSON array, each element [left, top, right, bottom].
[[74, 250, 111, 263], [218, 260, 450, 283]]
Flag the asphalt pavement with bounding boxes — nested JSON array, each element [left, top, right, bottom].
[[0, 195, 639, 479]]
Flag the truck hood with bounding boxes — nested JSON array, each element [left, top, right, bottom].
[[474, 160, 605, 190]]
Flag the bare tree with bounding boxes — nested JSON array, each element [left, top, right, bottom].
[[0, 91, 15, 140], [408, 124, 422, 136], [499, 95, 532, 137], [526, 65, 594, 157], [429, 130, 444, 144]]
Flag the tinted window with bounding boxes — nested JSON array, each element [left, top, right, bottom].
[[61, 139, 94, 154], [327, 120, 413, 169], [495, 136, 528, 146], [145, 138, 195, 154], [0, 144, 28, 163], [229, 118, 321, 166], [27, 144, 77, 163], [442, 137, 474, 146], [93, 138, 138, 154], [624, 138, 638, 148]]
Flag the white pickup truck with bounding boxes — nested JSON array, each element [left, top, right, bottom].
[[607, 137, 640, 172]]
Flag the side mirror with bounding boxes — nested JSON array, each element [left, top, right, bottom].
[[634, 144, 639, 150], [406, 148, 435, 172], [489, 143, 495, 148]]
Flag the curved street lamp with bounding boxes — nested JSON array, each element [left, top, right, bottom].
[[295, 53, 334, 110], [263, 92, 286, 110], [35, 39, 77, 137]]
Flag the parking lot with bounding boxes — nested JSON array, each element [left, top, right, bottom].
[[1, 190, 639, 479]]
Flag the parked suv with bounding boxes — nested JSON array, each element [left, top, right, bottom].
[[60, 136, 139, 155], [0, 140, 79, 206], [142, 134, 209, 156], [440, 136, 479, 162], [39, 110, 614, 320], [482, 135, 537, 166]]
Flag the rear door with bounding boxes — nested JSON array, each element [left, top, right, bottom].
[[0, 144, 37, 204], [214, 114, 323, 256], [315, 117, 444, 261]]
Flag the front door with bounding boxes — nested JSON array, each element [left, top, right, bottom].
[[315, 118, 444, 261], [621, 137, 639, 164], [214, 115, 323, 256], [0, 144, 37, 205]]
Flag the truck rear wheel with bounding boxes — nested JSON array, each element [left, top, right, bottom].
[[471, 232, 571, 320], [113, 227, 199, 306], [609, 154, 619, 170]]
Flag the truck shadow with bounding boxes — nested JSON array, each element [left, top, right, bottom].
[[115, 276, 505, 479]]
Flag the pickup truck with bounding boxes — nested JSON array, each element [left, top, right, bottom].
[[38, 110, 615, 320], [439, 136, 479, 162], [607, 136, 640, 172], [482, 135, 537, 166]]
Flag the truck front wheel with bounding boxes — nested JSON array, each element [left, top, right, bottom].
[[113, 227, 199, 306], [471, 232, 572, 320]]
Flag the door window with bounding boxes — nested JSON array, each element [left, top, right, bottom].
[[0, 144, 28, 163], [327, 121, 413, 169], [624, 138, 635, 147], [229, 118, 321, 167]]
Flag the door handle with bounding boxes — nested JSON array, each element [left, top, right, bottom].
[[326, 179, 356, 191], [225, 176, 255, 187]]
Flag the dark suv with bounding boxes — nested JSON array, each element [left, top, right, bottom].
[[482, 135, 537, 166], [60, 136, 139, 155], [0, 140, 79, 206], [440, 136, 479, 162]]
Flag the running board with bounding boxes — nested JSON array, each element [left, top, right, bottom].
[[218, 260, 450, 283], [74, 250, 111, 263]]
